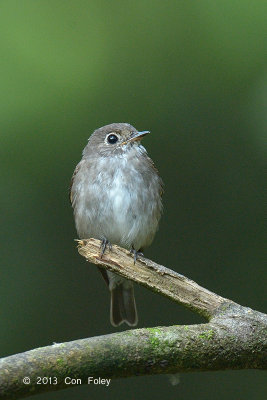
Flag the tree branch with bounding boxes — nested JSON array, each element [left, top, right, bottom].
[[77, 238, 227, 319], [0, 238, 266, 399]]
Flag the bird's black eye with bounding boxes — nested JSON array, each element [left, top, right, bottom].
[[107, 134, 118, 144]]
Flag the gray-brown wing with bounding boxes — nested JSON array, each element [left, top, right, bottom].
[[69, 161, 82, 206]]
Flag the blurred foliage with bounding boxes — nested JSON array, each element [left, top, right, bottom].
[[0, 1, 266, 399]]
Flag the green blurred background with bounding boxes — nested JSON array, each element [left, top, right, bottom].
[[1, 1, 266, 399]]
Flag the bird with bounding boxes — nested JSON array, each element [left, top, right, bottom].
[[70, 123, 163, 327]]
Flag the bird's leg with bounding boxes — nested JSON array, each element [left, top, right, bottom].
[[130, 247, 144, 264], [100, 238, 112, 257]]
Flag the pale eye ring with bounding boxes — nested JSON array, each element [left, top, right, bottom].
[[107, 134, 119, 144]]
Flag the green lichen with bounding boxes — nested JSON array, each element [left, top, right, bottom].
[[199, 329, 215, 340], [146, 328, 161, 348], [149, 335, 160, 347], [147, 328, 161, 334]]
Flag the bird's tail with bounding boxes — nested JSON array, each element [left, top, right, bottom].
[[110, 283, 138, 327]]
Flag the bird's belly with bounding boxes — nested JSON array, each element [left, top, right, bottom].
[[75, 175, 158, 250], [94, 185, 143, 248]]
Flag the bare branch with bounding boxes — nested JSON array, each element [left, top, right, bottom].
[[1, 309, 266, 399], [77, 238, 229, 319]]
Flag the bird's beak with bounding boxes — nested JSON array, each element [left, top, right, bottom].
[[122, 130, 150, 145]]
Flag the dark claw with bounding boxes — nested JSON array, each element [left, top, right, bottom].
[[100, 238, 112, 257], [130, 248, 144, 264]]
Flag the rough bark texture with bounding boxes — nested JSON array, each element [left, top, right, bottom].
[[77, 239, 228, 319], [0, 238, 266, 399]]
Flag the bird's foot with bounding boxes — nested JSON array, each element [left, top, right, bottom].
[[130, 248, 144, 264], [100, 238, 112, 257]]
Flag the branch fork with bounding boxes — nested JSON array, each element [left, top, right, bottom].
[[0, 238, 266, 399]]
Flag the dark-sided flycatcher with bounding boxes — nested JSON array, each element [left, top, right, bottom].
[[70, 123, 163, 326]]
